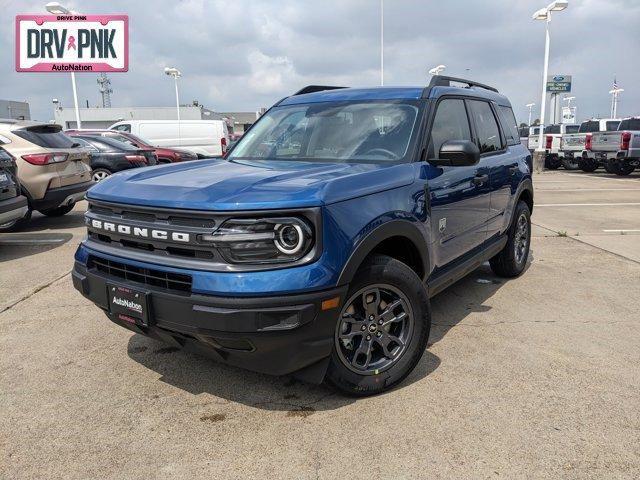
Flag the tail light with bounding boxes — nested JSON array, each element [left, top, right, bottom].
[[125, 155, 146, 163], [545, 135, 553, 149], [22, 153, 68, 165], [221, 137, 227, 155], [585, 134, 592, 151], [621, 131, 631, 151]]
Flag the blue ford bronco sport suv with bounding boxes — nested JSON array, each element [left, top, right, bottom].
[[73, 76, 533, 396]]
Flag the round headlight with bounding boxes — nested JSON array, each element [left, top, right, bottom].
[[274, 223, 304, 255]]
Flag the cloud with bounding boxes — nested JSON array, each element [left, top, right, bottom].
[[1, 0, 638, 124]]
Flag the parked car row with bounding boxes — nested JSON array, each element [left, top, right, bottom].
[[0, 118, 214, 232], [520, 116, 639, 175]]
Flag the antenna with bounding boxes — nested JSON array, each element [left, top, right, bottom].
[[97, 73, 113, 108]]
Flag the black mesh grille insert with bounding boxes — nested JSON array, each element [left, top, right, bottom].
[[89, 255, 192, 293]]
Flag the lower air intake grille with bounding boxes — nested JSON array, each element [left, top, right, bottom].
[[89, 255, 192, 293]]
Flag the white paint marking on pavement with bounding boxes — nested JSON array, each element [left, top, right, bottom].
[[535, 202, 640, 207], [536, 188, 640, 192], [563, 173, 640, 183], [602, 229, 640, 233]]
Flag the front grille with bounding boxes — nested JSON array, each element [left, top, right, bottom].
[[89, 255, 192, 293]]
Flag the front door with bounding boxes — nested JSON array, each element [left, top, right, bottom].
[[422, 97, 491, 269]]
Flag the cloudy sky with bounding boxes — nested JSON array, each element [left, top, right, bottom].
[[1, 0, 639, 124]]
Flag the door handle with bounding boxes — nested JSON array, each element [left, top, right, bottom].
[[472, 174, 489, 186]]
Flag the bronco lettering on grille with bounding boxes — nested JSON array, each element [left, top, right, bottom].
[[89, 219, 190, 243]]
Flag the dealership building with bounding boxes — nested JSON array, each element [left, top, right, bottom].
[[0, 100, 31, 121], [53, 104, 261, 134]]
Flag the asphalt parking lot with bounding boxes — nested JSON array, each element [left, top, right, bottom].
[[1, 170, 639, 479]]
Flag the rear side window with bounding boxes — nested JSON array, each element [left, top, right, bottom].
[[13, 126, 76, 148], [606, 121, 620, 131], [497, 106, 520, 146], [428, 98, 471, 158], [467, 100, 503, 154], [618, 119, 640, 131], [112, 124, 131, 132], [579, 121, 599, 133], [544, 125, 560, 134]]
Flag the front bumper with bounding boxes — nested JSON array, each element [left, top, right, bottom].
[[72, 260, 347, 380], [32, 180, 94, 211]]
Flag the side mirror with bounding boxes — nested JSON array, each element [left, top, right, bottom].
[[430, 140, 480, 167]]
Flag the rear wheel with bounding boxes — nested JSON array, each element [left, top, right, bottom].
[[604, 159, 618, 174], [490, 200, 531, 278], [39, 203, 75, 217], [615, 160, 635, 176], [545, 155, 561, 170], [579, 157, 598, 172], [325, 255, 430, 396], [562, 157, 580, 170], [92, 168, 112, 182]]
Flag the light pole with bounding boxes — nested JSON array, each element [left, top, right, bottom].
[[428, 65, 446, 76], [45, 2, 82, 129], [526, 103, 535, 126], [380, 0, 384, 86], [532, 0, 568, 171], [164, 67, 182, 121]]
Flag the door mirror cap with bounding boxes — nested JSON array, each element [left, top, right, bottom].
[[430, 140, 480, 167]]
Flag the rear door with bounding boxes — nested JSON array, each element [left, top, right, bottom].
[[425, 97, 491, 268]]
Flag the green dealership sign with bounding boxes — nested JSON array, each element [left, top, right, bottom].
[[546, 74, 572, 92]]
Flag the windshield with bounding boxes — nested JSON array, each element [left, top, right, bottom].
[[228, 101, 420, 163]]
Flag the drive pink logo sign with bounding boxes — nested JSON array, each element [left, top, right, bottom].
[[15, 14, 128, 72]]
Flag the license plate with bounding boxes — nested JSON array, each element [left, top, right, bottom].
[[107, 283, 150, 326]]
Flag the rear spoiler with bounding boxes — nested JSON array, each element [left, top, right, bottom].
[[293, 85, 347, 96]]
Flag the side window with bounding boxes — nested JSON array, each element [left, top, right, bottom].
[[113, 124, 131, 132], [497, 106, 520, 146], [428, 99, 471, 158], [467, 100, 503, 154]]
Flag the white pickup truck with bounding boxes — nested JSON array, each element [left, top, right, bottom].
[[560, 118, 620, 172], [590, 117, 640, 175], [528, 124, 579, 169]]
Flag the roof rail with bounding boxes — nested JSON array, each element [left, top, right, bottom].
[[422, 75, 499, 97], [293, 85, 347, 96]]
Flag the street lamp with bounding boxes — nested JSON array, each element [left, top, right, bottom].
[[45, 2, 82, 129], [526, 103, 535, 126], [164, 67, 182, 122], [428, 65, 446, 76], [609, 87, 623, 118], [532, 0, 568, 157]]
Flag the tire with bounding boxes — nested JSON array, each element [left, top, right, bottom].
[[579, 157, 598, 172], [604, 160, 618, 174], [489, 200, 531, 278], [0, 206, 32, 232], [325, 255, 430, 396], [562, 157, 580, 170], [39, 203, 75, 217], [615, 160, 635, 176], [92, 168, 112, 182], [545, 155, 561, 170]]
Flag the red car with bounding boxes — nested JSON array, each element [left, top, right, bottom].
[[65, 129, 198, 163]]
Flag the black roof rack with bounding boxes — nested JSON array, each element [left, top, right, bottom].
[[293, 85, 347, 96], [422, 75, 499, 98]]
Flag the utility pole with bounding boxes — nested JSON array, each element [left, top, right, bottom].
[[97, 73, 113, 108]]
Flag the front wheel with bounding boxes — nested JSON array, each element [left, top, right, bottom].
[[490, 200, 531, 278], [604, 159, 618, 174], [579, 157, 598, 172], [325, 255, 430, 396]]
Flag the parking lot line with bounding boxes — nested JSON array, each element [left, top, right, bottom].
[[563, 173, 640, 183], [535, 202, 640, 207], [602, 229, 640, 233], [536, 188, 640, 192]]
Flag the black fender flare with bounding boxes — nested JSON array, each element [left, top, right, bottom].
[[515, 178, 534, 213], [336, 219, 429, 286]]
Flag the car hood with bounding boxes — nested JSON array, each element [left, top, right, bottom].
[[87, 159, 415, 210]]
